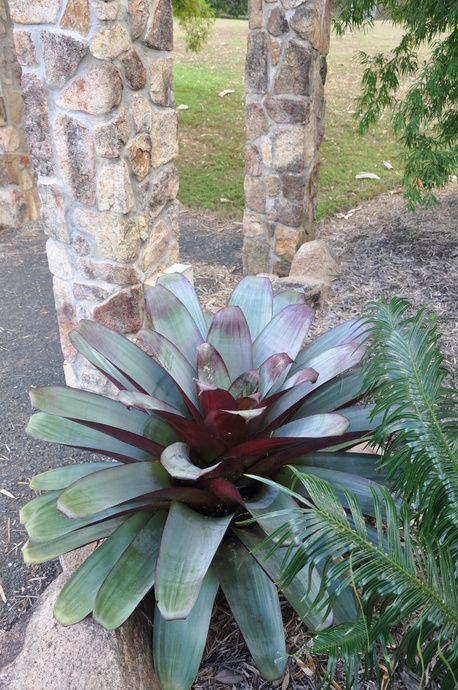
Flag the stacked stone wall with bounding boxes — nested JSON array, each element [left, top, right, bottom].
[[0, 0, 40, 228], [243, 0, 331, 275], [5, 0, 179, 388]]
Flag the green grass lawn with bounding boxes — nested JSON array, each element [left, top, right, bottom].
[[174, 19, 406, 219]]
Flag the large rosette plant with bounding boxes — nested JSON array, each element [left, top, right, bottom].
[[22, 275, 386, 689]]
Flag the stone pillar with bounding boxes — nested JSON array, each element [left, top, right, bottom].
[[6, 0, 179, 389], [0, 0, 40, 228], [242, 0, 331, 275]]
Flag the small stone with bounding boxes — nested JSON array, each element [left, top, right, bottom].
[[71, 232, 91, 256], [274, 224, 303, 267], [0, 188, 28, 227], [74, 207, 140, 262], [128, 0, 148, 40], [271, 39, 281, 66], [55, 114, 96, 205], [52, 277, 78, 361], [282, 173, 305, 201], [97, 159, 135, 214], [131, 95, 152, 133], [248, 0, 262, 29], [289, 239, 339, 283], [246, 31, 268, 94], [290, 4, 320, 49], [21, 74, 53, 176], [245, 176, 266, 214], [94, 0, 119, 20], [141, 218, 176, 272], [93, 285, 143, 333], [121, 49, 147, 91], [76, 258, 139, 285], [141, 164, 179, 218], [274, 40, 312, 96], [267, 7, 288, 36], [91, 23, 130, 60], [39, 184, 69, 242], [73, 282, 113, 301], [269, 197, 303, 226], [94, 110, 130, 158], [150, 110, 178, 167], [8, 0, 59, 23], [265, 97, 309, 124], [60, 0, 90, 35], [41, 31, 87, 88], [245, 102, 268, 141], [272, 126, 305, 172], [127, 133, 151, 181], [266, 175, 281, 197], [0, 127, 20, 152], [149, 57, 174, 106], [59, 64, 123, 115], [46, 238, 74, 281], [245, 144, 262, 177], [144, 0, 173, 50], [13, 30, 36, 65]]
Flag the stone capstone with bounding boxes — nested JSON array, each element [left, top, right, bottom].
[[20, 73, 53, 176], [59, 64, 123, 115], [144, 0, 173, 50], [97, 159, 135, 213], [90, 23, 130, 60], [41, 31, 87, 88], [121, 49, 147, 90], [55, 114, 96, 205], [60, 0, 90, 35]]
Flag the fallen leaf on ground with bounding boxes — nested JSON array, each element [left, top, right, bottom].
[[356, 172, 381, 180], [0, 582, 7, 603], [336, 206, 361, 220], [176, 104, 189, 111], [383, 160, 394, 169], [218, 89, 235, 98], [1, 488, 17, 499]]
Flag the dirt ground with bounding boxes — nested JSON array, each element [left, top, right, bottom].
[[0, 185, 456, 688]]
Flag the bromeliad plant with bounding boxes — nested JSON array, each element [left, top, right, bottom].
[[23, 274, 387, 690]]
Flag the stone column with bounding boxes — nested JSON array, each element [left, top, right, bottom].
[[0, 0, 40, 228], [242, 0, 331, 275], [6, 0, 179, 389]]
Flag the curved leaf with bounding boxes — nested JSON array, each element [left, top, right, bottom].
[[246, 484, 302, 544], [253, 304, 314, 368], [259, 353, 293, 398], [213, 539, 286, 681], [196, 342, 231, 390], [58, 461, 171, 518], [207, 306, 253, 382], [54, 512, 152, 625], [155, 502, 232, 620], [273, 413, 350, 439], [273, 289, 305, 315], [153, 568, 219, 690], [292, 368, 365, 419], [70, 330, 137, 392], [94, 512, 167, 629], [30, 462, 119, 491], [294, 319, 367, 372], [228, 276, 273, 340], [157, 272, 208, 339], [160, 442, 221, 480], [20, 491, 59, 524], [289, 451, 384, 483]]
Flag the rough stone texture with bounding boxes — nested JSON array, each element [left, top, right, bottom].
[[127, 133, 151, 180], [59, 64, 123, 115], [41, 31, 87, 88], [128, 0, 148, 40], [76, 258, 140, 285], [141, 217, 178, 273], [94, 0, 120, 20], [150, 110, 178, 167], [13, 30, 36, 65], [0, 187, 28, 226], [74, 207, 140, 262], [243, 0, 330, 274], [289, 239, 339, 283], [91, 23, 130, 59], [8, 0, 60, 23], [149, 56, 174, 106], [97, 158, 135, 213], [55, 114, 96, 205], [144, 0, 173, 50], [0, 574, 160, 690], [21, 73, 54, 176], [131, 94, 152, 133], [39, 183, 70, 242], [121, 48, 147, 90], [94, 110, 130, 158], [93, 285, 143, 332], [60, 0, 90, 35], [142, 164, 179, 218], [46, 238, 74, 281], [51, 276, 79, 361]]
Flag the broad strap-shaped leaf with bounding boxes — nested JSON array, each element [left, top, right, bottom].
[[30, 386, 177, 450], [246, 483, 303, 544], [20, 491, 59, 524], [293, 368, 365, 419], [196, 342, 231, 390], [160, 442, 221, 480], [228, 369, 259, 399], [207, 306, 253, 382], [289, 451, 385, 483], [153, 568, 219, 690], [54, 512, 152, 625], [273, 413, 350, 440], [273, 289, 305, 315], [146, 284, 203, 367], [263, 380, 316, 427], [253, 304, 315, 368], [259, 353, 292, 398], [234, 526, 333, 631], [303, 343, 366, 392], [228, 276, 273, 340], [94, 511, 167, 629], [117, 391, 183, 416], [23, 516, 126, 564], [136, 329, 199, 410], [70, 330, 137, 392], [27, 413, 155, 463], [57, 461, 171, 518], [30, 462, 119, 491], [75, 320, 185, 412], [293, 318, 367, 372], [213, 539, 287, 681], [337, 404, 383, 432], [155, 502, 232, 620], [205, 478, 244, 505], [157, 272, 208, 339]]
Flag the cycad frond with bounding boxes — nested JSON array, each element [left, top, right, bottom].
[[363, 297, 458, 544]]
